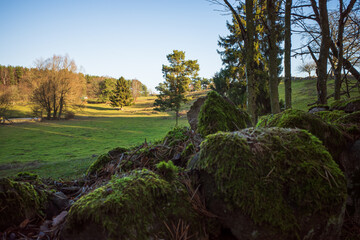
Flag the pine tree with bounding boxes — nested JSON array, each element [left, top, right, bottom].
[[154, 50, 199, 126], [109, 77, 133, 110]]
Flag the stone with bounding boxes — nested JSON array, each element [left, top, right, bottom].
[[189, 128, 347, 240], [60, 169, 203, 240], [187, 96, 206, 131], [197, 91, 251, 136]]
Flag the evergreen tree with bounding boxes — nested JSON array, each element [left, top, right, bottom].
[[154, 50, 199, 126], [109, 77, 133, 110]]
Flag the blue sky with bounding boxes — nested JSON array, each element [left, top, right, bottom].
[[0, 0, 310, 91]]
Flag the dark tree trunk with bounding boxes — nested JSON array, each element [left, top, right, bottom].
[[268, 0, 280, 114], [284, 0, 292, 109], [312, 0, 330, 105]]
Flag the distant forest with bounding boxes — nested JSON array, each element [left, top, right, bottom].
[[0, 64, 149, 104]]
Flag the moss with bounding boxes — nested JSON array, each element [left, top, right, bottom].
[[191, 128, 347, 237], [155, 161, 179, 182], [256, 109, 346, 163], [330, 97, 360, 110], [335, 111, 360, 125], [87, 147, 129, 175], [314, 110, 345, 123], [197, 91, 251, 136], [163, 126, 189, 146], [64, 169, 201, 239], [0, 177, 48, 230], [181, 142, 195, 159], [86, 154, 112, 175]]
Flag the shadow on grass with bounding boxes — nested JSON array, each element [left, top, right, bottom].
[[85, 105, 115, 111]]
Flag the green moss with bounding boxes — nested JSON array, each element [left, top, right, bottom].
[[86, 154, 112, 175], [256, 109, 346, 163], [335, 111, 360, 125], [155, 161, 179, 182], [163, 126, 189, 146], [198, 91, 251, 136], [192, 128, 346, 236], [181, 142, 195, 159], [330, 97, 360, 110], [0, 177, 48, 230], [314, 110, 345, 123], [64, 169, 201, 239]]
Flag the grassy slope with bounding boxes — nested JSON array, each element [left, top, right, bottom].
[[0, 96, 189, 179], [278, 77, 360, 110]]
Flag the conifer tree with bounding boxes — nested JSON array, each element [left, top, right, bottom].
[[154, 50, 199, 126], [110, 77, 133, 110]]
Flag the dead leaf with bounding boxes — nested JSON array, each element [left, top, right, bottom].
[[19, 219, 30, 229]]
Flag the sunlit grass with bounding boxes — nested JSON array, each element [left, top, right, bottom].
[[0, 95, 193, 179]]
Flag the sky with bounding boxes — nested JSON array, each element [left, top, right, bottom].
[[0, 0, 311, 92]]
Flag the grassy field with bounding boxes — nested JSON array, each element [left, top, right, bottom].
[[278, 77, 360, 110], [0, 96, 189, 179]]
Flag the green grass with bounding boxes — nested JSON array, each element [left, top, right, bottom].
[[0, 96, 189, 179], [278, 77, 360, 110]]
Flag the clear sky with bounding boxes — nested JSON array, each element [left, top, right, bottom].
[[0, 0, 312, 92]]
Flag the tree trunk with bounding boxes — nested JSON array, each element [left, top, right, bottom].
[[284, 0, 292, 109], [268, 0, 280, 114], [315, 0, 330, 105], [175, 110, 179, 127], [245, 0, 257, 123]]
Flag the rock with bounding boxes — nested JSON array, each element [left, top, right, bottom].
[[308, 105, 329, 113], [331, 97, 360, 113], [187, 96, 206, 131], [45, 191, 70, 218], [256, 109, 348, 166], [60, 169, 203, 240], [345, 139, 360, 225], [0, 178, 48, 231], [314, 110, 345, 123], [87, 147, 129, 176], [197, 91, 251, 136], [189, 128, 347, 240]]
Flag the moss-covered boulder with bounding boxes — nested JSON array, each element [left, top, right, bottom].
[[0, 177, 48, 230], [87, 147, 128, 175], [314, 110, 345, 123], [189, 128, 347, 239], [330, 97, 360, 112], [61, 169, 202, 240], [197, 91, 251, 136], [256, 109, 347, 164]]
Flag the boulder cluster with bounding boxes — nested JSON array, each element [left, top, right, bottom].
[[1, 92, 359, 240]]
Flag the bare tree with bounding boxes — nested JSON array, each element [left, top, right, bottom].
[[297, 62, 317, 78], [31, 55, 85, 120]]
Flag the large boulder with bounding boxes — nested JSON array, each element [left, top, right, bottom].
[[256, 109, 347, 165], [187, 96, 206, 131], [197, 91, 251, 136], [189, 128, 347, 240], [61, 169, 203, 240], [0, 177, 48, 230]]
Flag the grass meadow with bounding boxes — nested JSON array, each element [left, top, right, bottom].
[[0, 96, 188, 179]]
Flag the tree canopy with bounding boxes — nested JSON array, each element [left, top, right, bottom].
[[154, 50, 199, 126]]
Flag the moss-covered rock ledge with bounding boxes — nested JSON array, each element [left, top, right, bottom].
[[61, 169, 203, 240], [189, 128, 347, 239]]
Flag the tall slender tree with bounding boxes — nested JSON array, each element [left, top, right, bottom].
[[284, 0, 292, 109]]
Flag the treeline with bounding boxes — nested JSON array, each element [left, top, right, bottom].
[[0, 55, 150, 120], [0, 64, 150, 104]]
